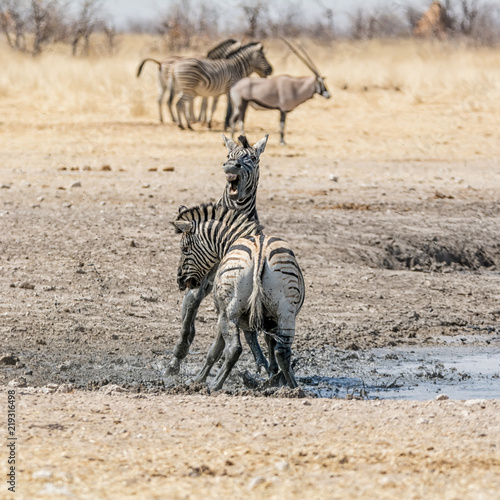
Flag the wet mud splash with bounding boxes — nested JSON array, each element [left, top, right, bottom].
[[4, 337, 498, 401]]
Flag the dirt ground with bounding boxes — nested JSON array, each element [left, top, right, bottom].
[[0, 38, 500, 498]]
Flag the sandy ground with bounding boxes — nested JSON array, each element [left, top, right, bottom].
[[1, 38, 500, 498], [1, 387, 499, 499]]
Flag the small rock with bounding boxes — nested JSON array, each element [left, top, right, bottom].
[[130, 240, 137, 247], [1, 183, 11, 189], [99, 384, 128, 395], [8, 377, 27, 388], [416, 418, 430, 425], [33, 469, 53, 479], [19, 282, 35, 290], [275, 460, 289, 471], [37, 484, 73, 497], [329, 174, 339, 182], [142, 183, 150, 189], [101, 165, 112, 171], [43, 383, 59, 393], [0, 354, 19, 365], [163, 166, 175, 172], [248, 476, 266, 490], [70, 181, 81, 188], [464, 399, 487, 407], [436, 394, 449, 401], [58, 361, 72, 371], [57, 383, 74, 393]]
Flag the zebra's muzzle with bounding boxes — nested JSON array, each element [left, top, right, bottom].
[[178, 276, 199, 291]]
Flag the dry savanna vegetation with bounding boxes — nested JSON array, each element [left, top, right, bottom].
[[1, 30, 500, 500]]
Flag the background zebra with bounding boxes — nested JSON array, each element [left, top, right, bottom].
[[172, 42, 272, 130], [136, 38, 240, 124], [167, 134, 269, 375], [173, 203, 305, 391]]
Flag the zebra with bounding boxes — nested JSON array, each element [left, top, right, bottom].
[[172, 203, 305, 391], [171, 42, 273, 130], [136, 39, 241, 124], [167, 133, 269, 376]]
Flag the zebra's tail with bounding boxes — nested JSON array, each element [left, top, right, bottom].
[[136, 58, 162, 77], [248, 237, 265, 331]]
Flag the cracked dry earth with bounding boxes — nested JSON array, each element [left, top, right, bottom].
[[1, 39, 500, 498]]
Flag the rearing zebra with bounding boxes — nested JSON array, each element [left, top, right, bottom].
[[172, 42, 273, 130], [167, 134, 269, 375], [172, 203, 305, 391]]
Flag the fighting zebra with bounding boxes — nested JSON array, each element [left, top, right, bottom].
[[136, 39, 240, 124], [167, 134, 269, 376], [172, 204, 305, 391], [171, 42, 272, 130]]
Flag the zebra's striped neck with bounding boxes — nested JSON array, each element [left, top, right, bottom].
[[175, 203, 263, 276], [219, 191, 258, 221]]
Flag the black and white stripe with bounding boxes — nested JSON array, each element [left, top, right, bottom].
[[172, 42, 272, 130], [173, 204, 305, 391], [168, 135, 269, 376], [136, 39, 241, 124]]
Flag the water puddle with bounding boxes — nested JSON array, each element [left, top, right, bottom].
[[297, 341, 500, 400]]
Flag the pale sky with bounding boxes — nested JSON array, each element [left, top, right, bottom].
[[102, 0, 436, 31]]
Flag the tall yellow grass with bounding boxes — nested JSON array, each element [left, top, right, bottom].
[[1, 35, 499, 122], [1, 35, 499, 161]]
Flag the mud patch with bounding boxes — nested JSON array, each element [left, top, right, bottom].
[[361, 235, 499, 272]]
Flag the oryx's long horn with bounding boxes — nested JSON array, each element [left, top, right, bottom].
[[280, 37, 320, 77], [293, 39, 322, 76]]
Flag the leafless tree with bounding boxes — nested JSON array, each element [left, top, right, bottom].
[[0, 0, 66, 55], [241, 1, 267, 39], [71, 0, 103, 56], [156, 0, 195, 51], [0, 0, 28, 51], [31, 0, 65, 55]]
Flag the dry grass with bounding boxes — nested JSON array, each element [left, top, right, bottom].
[[1, 35, 499, 160]]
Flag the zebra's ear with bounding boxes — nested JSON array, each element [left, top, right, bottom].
[[253, 134, 269, 157], [171, 220, 194, 234], [178, 204, 188, 214], [222, 134, 238, 152]]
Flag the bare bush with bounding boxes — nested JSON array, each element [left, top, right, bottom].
[[0, 0, 67, 55], [156, 0, 195, 51], [71, 0, 103, 56], [350, 7, 409, 40], [0, 0, 28, 51]]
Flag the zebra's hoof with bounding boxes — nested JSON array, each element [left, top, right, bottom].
[[166, 358, 180, 375]]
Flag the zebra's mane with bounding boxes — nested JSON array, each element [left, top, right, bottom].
[[174, 202, 263, 234], [226, 42, 261, 59], [206, 38, 238, 59], [237, 135, 251, 149]]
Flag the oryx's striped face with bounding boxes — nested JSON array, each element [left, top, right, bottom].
[[222, 134, 268, 201]]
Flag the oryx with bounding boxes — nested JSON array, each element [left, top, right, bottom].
[[229, 38, 330, 145]]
